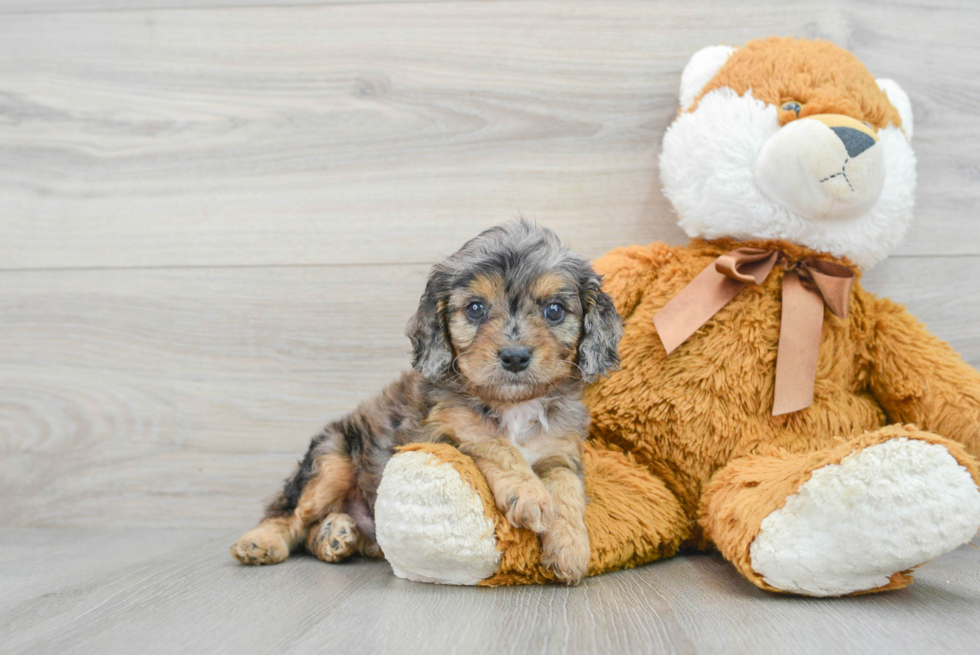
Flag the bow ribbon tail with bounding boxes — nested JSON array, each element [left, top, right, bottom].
[[653, 265, 748, 354], [655, 249, 853, 417], [772, 259, 854, 416], [772, 270, 827, 416], [654, 249, 779, 354]]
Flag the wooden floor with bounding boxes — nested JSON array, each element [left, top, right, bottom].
[[3, 0, 980, 652], [3, 529, 980, 654]]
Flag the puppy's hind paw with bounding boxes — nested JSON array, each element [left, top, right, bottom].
[[307, 513, 359, 563], [231, 528, 290, 565]]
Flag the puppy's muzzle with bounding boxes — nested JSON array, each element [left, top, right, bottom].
[[499, 346, 532, 373], [754, 113, 885, 222]]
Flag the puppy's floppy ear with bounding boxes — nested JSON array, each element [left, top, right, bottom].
[[406, 271, 454, 381], [577, 272, 623, 383]]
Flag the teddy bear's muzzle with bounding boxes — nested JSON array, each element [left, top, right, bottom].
[[754, 113, 885, 222]]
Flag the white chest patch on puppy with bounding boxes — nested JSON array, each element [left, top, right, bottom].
[[498, 400, 549, 446]]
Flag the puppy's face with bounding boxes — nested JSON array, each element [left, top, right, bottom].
[[407, 221, 622, 403], [447, 270, 582, 403]]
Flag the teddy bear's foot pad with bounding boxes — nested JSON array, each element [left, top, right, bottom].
[[374, 450, 501, 585], [749, 437, 980, 596]]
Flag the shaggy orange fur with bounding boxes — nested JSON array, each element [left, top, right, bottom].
[[693, 37, 904, 131], [589, 238, 980, 537]]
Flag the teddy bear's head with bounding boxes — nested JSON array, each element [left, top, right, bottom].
[[660, 37, 915, 269]]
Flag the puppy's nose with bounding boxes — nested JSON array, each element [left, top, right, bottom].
[[499, 347, 532, 372], [830, 126, 876, 158]]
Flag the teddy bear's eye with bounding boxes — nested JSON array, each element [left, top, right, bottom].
[[781, 101, 802, 116]]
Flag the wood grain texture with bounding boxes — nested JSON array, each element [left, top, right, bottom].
[[2, 0, 977, 13], [3, 0, 980, 650], [2, 0, 980, 270], [0, 0, 457, 14], [1, 256, 977, 529], [2, 528, 979, 655], [0, 264, 428, 527]]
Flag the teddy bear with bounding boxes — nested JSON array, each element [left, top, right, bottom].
[[370, 37, 980, 596]]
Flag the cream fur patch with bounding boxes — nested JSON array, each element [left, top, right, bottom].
[[660, 88, 916, 269], [499, 399, 548, 445], [877, 78, 914, 139], [754, 117, 885, 222], [679, 45, 736, 111], [749, 438, 980, 596], [375, 450, 500, 585]]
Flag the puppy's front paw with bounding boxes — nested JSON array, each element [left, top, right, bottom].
[[231, 527, 290, 565], [540, 521, 590, 585], [502, 481, 556, 533]]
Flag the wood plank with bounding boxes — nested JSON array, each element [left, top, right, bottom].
[[1, 255, 977, 529], [843, 0, 980, 254], [2, 528, 979, 654], [3, 0, 979, 270], [1, 0, 976, 14], [0, 0, 459, 14], [0, 264, 431, 528]]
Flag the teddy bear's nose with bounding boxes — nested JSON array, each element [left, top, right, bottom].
[[830, 126, 876, 158], [753, 112, 885, 223]]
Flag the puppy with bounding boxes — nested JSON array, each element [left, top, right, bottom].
[[231, 220, 622, 584]]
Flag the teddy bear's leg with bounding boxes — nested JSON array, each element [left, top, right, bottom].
[[699, 425, 980, 597], [374, 442, 689, 585]]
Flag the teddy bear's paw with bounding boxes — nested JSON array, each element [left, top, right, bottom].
[[306, 513, 359, 563], [374, 450, 501, 585], [503, 480, 556, 534], [231, 527, 290, 566], [749, 437, 980, 596], [540, 521, 590, 585]]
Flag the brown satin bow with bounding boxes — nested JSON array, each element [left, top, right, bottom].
[[652, 248, 855, 416]]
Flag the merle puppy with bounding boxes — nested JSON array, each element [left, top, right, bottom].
[[231, 220, 622, 584]]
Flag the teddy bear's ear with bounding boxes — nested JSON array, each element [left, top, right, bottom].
[[876, 78, 914, 139], [679, 45, 736, 111]]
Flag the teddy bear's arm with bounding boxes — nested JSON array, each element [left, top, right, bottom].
[[375, 441, 689, 585], [592, 242, 675, 321], [869, 295, 980, 457]]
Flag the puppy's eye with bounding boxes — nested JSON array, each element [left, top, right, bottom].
[[781, 101, 802, 116], [544, 302, 566, 323], [465, 301, 486, 321]]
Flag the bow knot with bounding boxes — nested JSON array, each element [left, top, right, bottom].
[[653, 247, 855, 415]]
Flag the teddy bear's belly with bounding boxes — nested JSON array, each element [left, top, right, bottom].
[[587, 284, 887, 512]]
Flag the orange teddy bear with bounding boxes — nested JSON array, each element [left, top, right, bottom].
[[372, 38, 980, 596]]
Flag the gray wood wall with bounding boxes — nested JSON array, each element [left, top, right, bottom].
[[2, 0, 978, 529]]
